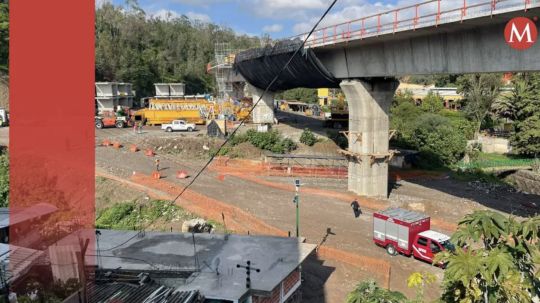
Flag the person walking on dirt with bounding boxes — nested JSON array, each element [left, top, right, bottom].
[[351, 199, 362, 218], [137, 121, 143, 134], [155, 159, 160, 172]]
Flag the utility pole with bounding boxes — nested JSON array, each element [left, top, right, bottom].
[[294, 179, 301, 238], [236, 260, 260, 289]]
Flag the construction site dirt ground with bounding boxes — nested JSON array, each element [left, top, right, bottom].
[[95, 127, 540, 302]]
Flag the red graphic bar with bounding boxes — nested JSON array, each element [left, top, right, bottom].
[[10, 0, 94, 296]]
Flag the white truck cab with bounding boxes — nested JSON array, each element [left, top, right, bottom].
[[161, 120, 196, 132]]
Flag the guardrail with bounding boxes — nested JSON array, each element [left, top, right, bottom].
[[288, 0, 538, 48]]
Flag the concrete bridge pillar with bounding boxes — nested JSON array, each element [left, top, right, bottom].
[[340, 78, 399, 198], [248, 84, 275, 124]]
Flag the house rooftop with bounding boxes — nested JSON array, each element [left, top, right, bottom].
[[59, 230, 315, 302], [0, 203, 58, 228]]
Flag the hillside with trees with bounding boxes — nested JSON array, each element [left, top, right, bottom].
[[95, 1, 261, 98]]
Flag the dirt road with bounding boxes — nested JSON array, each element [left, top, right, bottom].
[[95, 127, 539, 302]]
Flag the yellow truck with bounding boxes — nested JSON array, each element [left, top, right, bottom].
[[132, 98, 216, 125], [132, 108, 206, 126]]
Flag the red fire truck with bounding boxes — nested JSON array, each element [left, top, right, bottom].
[[373, 208, 454, 265]]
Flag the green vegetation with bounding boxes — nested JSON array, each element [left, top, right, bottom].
[[224, 129, 297, 154], [457, 74, 502, 135], [96, 1, 260, 97], [420, 92, 444, 113], [346, 280, 407, 303], [277, 88, 318, 103], [299, 129, 317, 146], [457, 153, 535, 170], [406, 74, 459, 87], [410, 114, 467, 168], [0, 1, 8, 73], [505, 73, 540, 156], [391, 90, 469, 168], [407, 272, 436, 303], [11, 278, 80, 303], [96, 200, 196, 230], [0, 150, 7, 207], [436, 211, 540, 303], [326, 130, 348, 149]]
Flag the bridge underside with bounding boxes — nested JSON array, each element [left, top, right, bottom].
[[234, 40, 340, 91], [233, 6, 540, 198]]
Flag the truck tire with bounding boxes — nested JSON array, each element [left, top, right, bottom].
[[95, 120, 104, 129], [115, 121, 125, 128], [187, 127, 193, 132], [386, 244, 398, 256], [166, 127, 173, 132]]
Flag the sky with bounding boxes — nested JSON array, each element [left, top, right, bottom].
[[97, 0, 490, 38]]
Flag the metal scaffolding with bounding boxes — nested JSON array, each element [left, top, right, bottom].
[[214, 43, 234, 101]]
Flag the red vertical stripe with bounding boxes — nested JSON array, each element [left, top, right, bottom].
[[10, 0, 94, 290]]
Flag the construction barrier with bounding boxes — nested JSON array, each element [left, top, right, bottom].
[[152, 171, 161, 180]]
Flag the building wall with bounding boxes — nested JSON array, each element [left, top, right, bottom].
[[477, 135, 511, 154], [252, 268, 301, 303]]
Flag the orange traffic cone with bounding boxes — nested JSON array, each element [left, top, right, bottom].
[[102, 139, 111, 146], [176, 170, 189, 179], [152, 171, 161, 180], [112, 142, 122, 149], [130, 145, 138, 152], [145, 149, 155, 157]]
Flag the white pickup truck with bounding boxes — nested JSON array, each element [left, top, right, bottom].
[[161, 120, 196, 132]]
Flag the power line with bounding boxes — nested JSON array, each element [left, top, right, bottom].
[[169, 0, 339, 204], [96, 0, 340, 250]]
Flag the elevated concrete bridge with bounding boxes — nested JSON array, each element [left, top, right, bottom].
[[234, 0, 540, 198]]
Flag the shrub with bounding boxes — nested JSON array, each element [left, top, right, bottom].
[[411, 114, 467, 168], [346, 280, 407, 303], [420, 92, 444, 113], [244, 129, 297, 154], [326, 130, 348, 149], [272, 138, 297, 154], [390, 101, 423, 147], [300, 129, 317, 146]]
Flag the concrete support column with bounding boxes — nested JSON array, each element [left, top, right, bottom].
[[340, 78, 399, 198], [248, 84, 275, 124]]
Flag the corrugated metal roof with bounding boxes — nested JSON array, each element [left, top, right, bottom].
[[87, 282, 202, 303], [378, 208, 429, 223]]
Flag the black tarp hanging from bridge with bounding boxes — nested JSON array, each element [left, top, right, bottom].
[[234, 39, 340, 91]]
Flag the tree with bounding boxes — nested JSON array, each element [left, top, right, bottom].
[[279, 88, 318, 103], [0, 151, 7, 207], [346, 280, 407, 303], [457, 74, 502, 136], [504, 73, 540, 156], [436, 211, 540, 303], [299, 129, 317, 146], [0, 1, 7, 73], [390, 101, 422, 148], [420, 92, 444, 113], [410, 114, 467, 167], [95, 1, 261, 98]]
